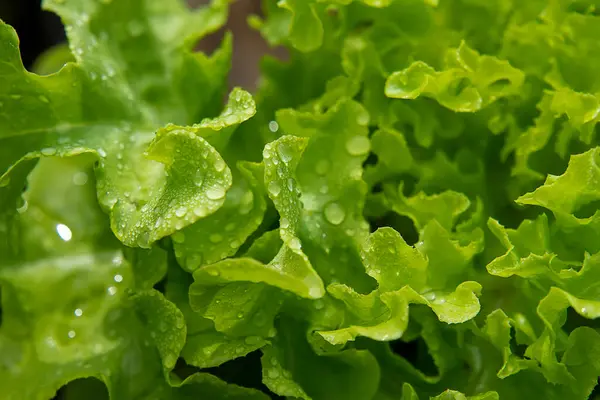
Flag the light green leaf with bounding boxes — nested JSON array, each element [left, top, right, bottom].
[[173, 160, 266, 271], [517, 147, 600, 216], [385, 42, 524, 112], [262, 318, 381, 400], [362, 227, 428, 293], [131, 290, 186, 372], [385, 186, 471, 232], [182, 332, 269, 369], [430, 390, 499, 400], [279, 0, 324, 53], [109, 127, 233, 248]]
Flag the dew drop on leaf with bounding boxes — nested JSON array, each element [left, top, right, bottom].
[[315, 160, 329, 175], [72, 172, 88, 185], [268, 369, 280, 379], [206, 187, 226, 200], [208, 269, 220, 277], [324, 202, 346, 225], [209, 233, 223, 243], [56, 223, 73, 241], [288, 237, 302, 250], [187, 254, 202, 270], [172, 231, 185, 243], [194, 170, 205, 187], [214, 159, 226, 172], [193, 205, 208, 217], [277, 143, 293, 163], [268, 181, 282, 196], [268, 120, 279, 132], [345, 136, 370, 156], [41, 147, 57, 156]]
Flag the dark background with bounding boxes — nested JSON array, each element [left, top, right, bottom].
[[0, 0, 66, 69]]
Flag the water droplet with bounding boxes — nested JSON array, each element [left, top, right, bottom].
[[175, 207, 187, 218], [313, 300, 324, 310], [206, 187, 226, 200], [193, 205, 207, 217], [319, 185, 329, 194], [230, 240, 240, 249], [56, 223, 72, 241], [0, 177, 9, 188], [268, 121, 279, 132], [345, 136, 370, 156], [38, 95, 50, 103], [288, 237, 302, 250], [194, 170, 204, 187], [175, 319, 185, 329], [114, 274, 123, 283], [277, 143, 293, 163], [214, 159, 226, 172], [315, 160, 329, 175], [187, 255, 202, 270], [207, 269, 220, 277], [356, 110, 370, 126], [172, 231, 185, 243], [237, 312, 244, 319], [324, 202, 345, 225], [209, 234, 223, 243], [280, 218, 290, 229], [262, 147, 271, 159], [287, 178, 295, 191], [268, 369, 280, 379], [41, 147, 57, 156], [107, 286, 117, 296], [68, 330, 76, 339], [72, 172, 88, 185], [16, 200, 28, 214], [225, 223, 235, 231], [308, 286, 322, 299], [74, 308, 83, 317], [268, 181, 281, 197], [581, 307, 587, 314], [97, 148, 107, 158], [10, 94, 21, 100]]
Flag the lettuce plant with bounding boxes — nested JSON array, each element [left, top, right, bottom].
[[1, 0, 600, 399]]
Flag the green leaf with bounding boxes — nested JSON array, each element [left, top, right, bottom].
[[278, 0, 324, 53], [0, 0, 241, 249], [131, 289, 186, 372], [109, 127, 233, 248], [385, 42, 524, 112], [362, 227, 428, 293], [385, 187, 471, 232], [517, 147, 600, 216], [262, 318, 381, 400], [173, 160, 266, 271]]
